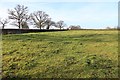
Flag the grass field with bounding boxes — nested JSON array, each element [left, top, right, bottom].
[[2, 30, 118, 78]]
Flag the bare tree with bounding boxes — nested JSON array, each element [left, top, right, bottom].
[[69, 25, 81, 30], [45, 18, 55, 29], [30, 11, 49, 29], [106, 26, 111, 29], [21, 21, 29, 29], [55, 20, 66, 30], [0, 18, 9, 29], [8, 4, 30, 29]]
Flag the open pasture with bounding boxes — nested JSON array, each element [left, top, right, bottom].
[[2, 30, 118, 78]]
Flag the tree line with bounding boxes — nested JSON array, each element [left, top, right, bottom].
[[1, 4, 119, 30], [0, 4, 68, 30]]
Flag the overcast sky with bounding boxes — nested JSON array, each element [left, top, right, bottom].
[[0, 0, 119, 29]]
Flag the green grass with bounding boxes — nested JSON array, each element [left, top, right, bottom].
[[2, 30, 118, 78]]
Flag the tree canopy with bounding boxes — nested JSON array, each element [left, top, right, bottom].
[[8, 4, 30, 29]]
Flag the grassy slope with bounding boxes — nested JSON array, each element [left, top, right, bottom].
[[2, 30, 118, 78]]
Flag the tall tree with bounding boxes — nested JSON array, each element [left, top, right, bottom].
[[0, 18, 9, 29], [55, 20, 66, 30], [45, 18, 55, 29], [8, 4, 29, 29], [30, 11, 49, 29]]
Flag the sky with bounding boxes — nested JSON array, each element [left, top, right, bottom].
[[0, 0, 119, 29]]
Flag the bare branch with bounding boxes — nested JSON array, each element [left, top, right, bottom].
[[0, 18, 9, 29], [55, 20, 66, 30], [8, 4, 29, 29], [30, 11, 50, 29]]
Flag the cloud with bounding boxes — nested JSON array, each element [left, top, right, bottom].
[[0, 8, 8, 18]]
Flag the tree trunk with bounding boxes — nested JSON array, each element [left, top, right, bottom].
[[2, 24, 5, 29], [18, 22, 21, 29], [40, 26, 41, 30], [46, 25, 50, 30], [40, 25, 41, 30]]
